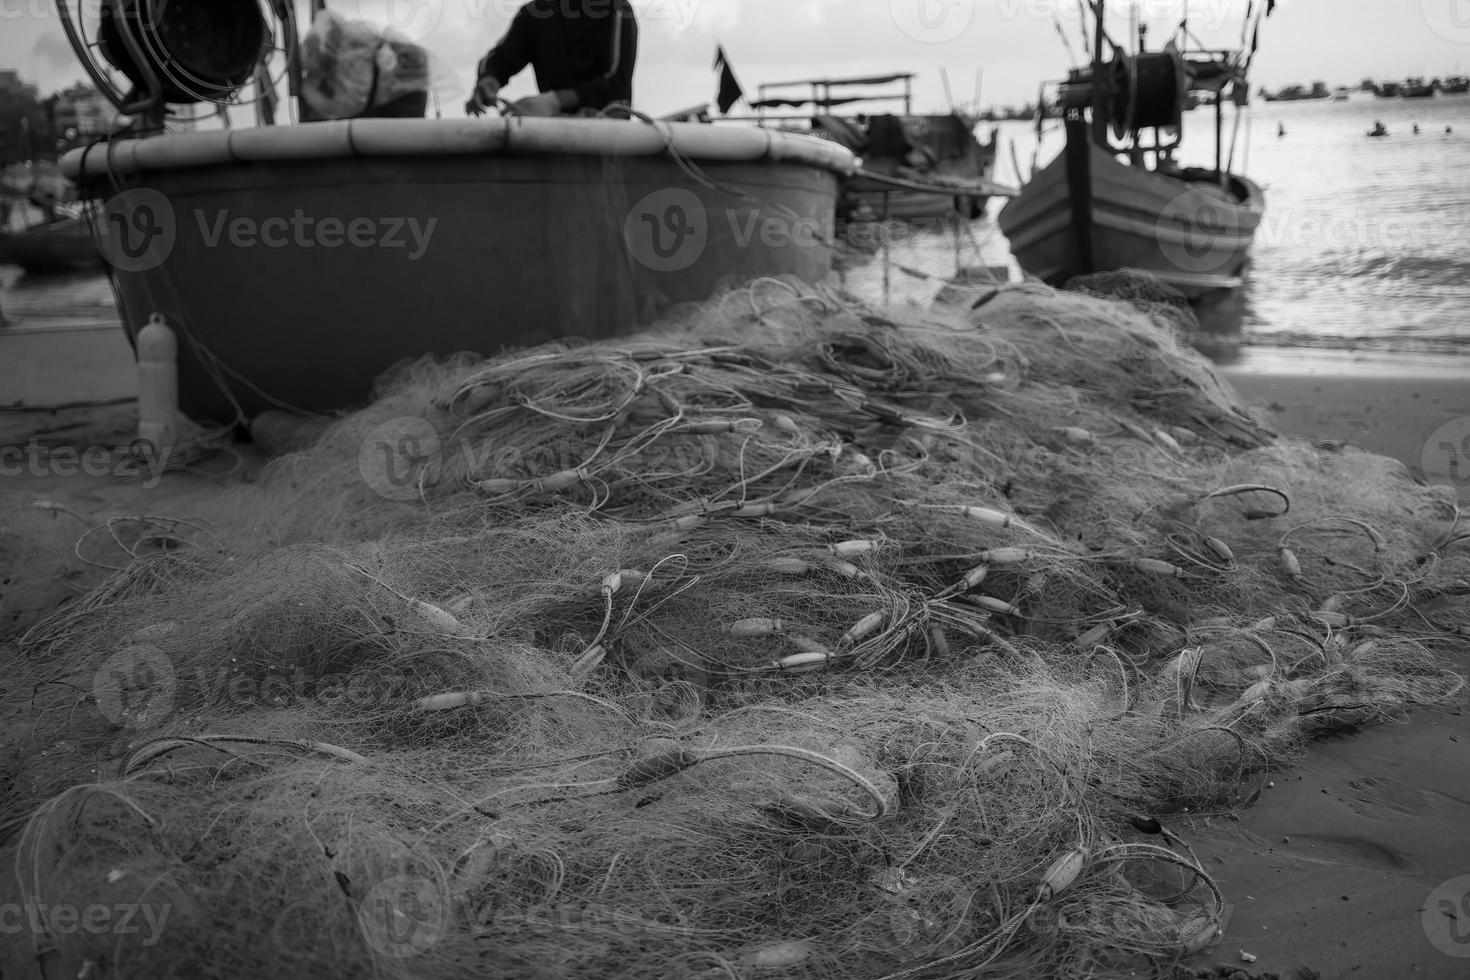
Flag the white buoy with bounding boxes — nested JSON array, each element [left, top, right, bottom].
[[136, 313, 178, 451]]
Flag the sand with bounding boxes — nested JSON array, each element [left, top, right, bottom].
[[1215, 346, 1470, 501], [1187, 661, 1470, 978]]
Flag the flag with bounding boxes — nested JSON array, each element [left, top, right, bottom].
[[714, 46, 744, 115]]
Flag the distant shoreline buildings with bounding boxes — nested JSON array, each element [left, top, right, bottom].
[[1, 69, 119, 163], [1260, 76, 1470, 100]]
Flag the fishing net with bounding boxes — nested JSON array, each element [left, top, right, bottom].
[[1, 277, 1464, 980], [1063, 269, 1202, 337]]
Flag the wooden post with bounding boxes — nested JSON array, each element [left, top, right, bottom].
[[1064, 112, 1095, 277]]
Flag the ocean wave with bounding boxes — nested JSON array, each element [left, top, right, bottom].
[[1235, 329, 1470, 355], [1278, 252, 1470, 289]]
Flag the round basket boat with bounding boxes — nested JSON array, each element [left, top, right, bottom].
[[62, 117, 857, 422]]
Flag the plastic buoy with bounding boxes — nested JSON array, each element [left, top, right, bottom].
[[136, 313, 179, 451]]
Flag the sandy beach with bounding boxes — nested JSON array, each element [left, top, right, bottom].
[[1188, 671, 1470, 979], [1216, 347, 1470, 501]]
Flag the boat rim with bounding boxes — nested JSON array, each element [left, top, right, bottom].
[[60, 116, 859, 182]]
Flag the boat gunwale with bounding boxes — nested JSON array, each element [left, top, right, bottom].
[[61, 117, 858, 182]]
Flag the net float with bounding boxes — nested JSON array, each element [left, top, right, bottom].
[[731, 618, 782, 637], [1278, 547, 1303, 582], [842, 610, 887, 646], [771, 651, 832, 674], [1037, 848, 1089, 901]]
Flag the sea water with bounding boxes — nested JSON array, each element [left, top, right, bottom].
[[840, 93, 1470, 352], [3, 94, 1468, 353]]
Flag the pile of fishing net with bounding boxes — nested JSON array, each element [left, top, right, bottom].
[[2, 277, 1465, 980]]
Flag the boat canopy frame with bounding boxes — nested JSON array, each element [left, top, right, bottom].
[[753, 73, 917, 120]]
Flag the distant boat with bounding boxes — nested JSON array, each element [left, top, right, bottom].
[[0, 212, 105, 275], [1269, 84, 1311, 101], [999, 1, 1266, 300], [1443, 75, 1470, 94], [1401, 77, 1437, 98], [1267, 82, 1329, 101], [1376, 81, 1402, 97], [747, 73, 1016, 223], [0, 144, 104, 276], [1332, 87, 1351, 101], [826, 115, 1009, 222]]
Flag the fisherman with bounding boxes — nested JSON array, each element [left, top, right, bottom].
[[466, 0, 638, 117], [1369, 120, 1387, 137], [1413, 123, 1420, 134], [1277, 123, 1285, 137]]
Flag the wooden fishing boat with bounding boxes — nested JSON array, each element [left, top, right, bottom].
[[1400, 77, 1437, 98], [1442, 75, 1470, 95], [1000, 146, 1263, 297], [54, 1, 857, 423], [0, 213, 105, 275], [999, 2, 1267, 300], [2, 156, 105, 275], [835, 116, 1005, 222], [744, 74, 1013, 223]]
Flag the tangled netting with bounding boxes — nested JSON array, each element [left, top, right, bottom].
[[1063, 270, 1201, 337], [2, 278, 1466, 980]]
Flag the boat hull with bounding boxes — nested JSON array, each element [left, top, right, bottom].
[[0, 216, 105, 275], [845, 186, 988, 222], [998, 143, 1264, 299], [816, 114, 1000, 225], [64, 119, 852, 422]]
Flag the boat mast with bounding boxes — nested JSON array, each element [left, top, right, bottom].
[[1063, 0, 1106, 275], [1215, 73, 1224, 178], [1090, 0, 1107, 146]]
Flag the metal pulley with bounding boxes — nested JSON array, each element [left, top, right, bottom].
[[1106, 47, 1188, 139], [97, 0, 268, 109]]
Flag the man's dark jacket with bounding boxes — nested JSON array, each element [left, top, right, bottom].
[[477, 0, 637, 111]]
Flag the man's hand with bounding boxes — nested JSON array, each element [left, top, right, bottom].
[[509, 92, 564, 117], [465, 76, 501, 117]]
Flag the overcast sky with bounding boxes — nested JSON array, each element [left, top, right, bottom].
[[3, 1, 1467, 116]]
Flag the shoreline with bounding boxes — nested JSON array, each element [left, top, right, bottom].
[[1211, 345, 1470, 499], [6, 314, 1467, 502]]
